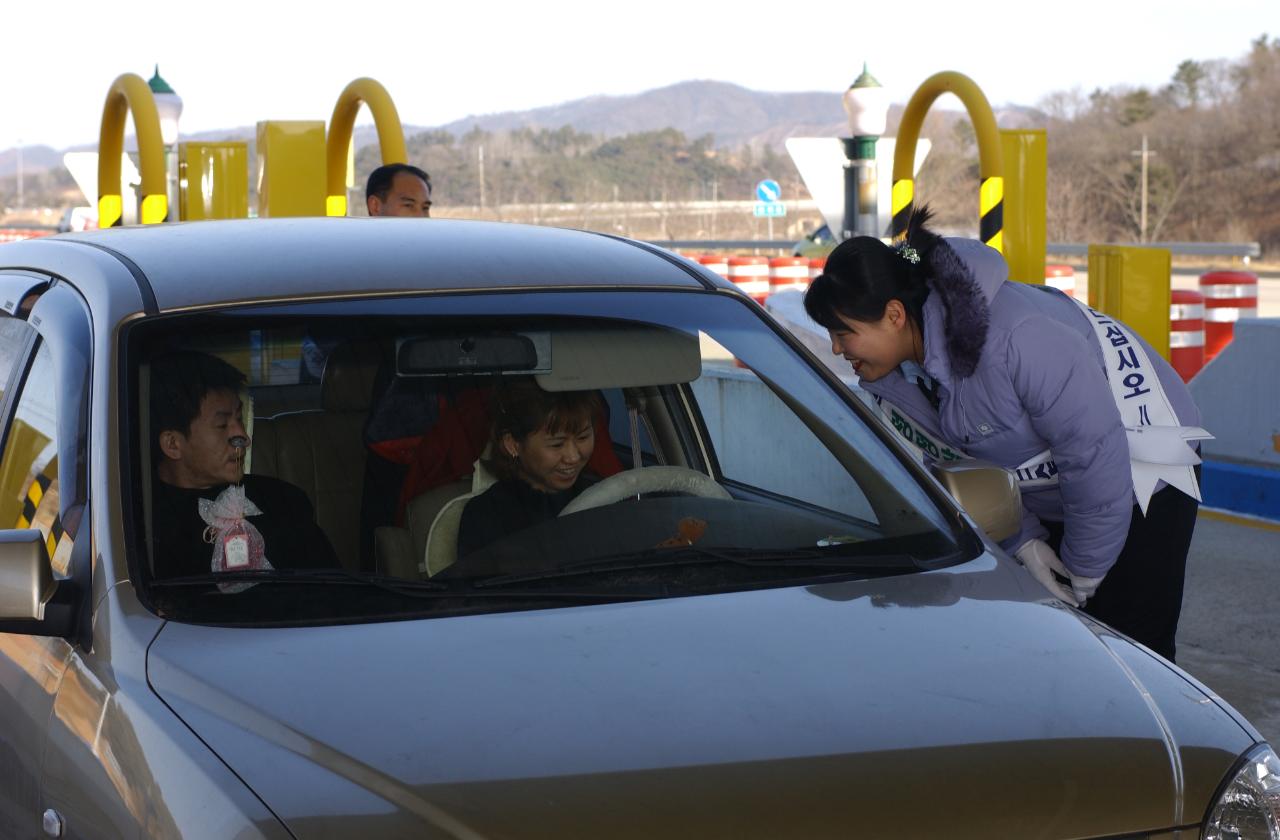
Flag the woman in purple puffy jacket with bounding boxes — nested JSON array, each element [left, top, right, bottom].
[[803, 209, 1202, 662]]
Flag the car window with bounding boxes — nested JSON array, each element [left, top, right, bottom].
[[691, 367, 876, 522], [126, 291, 971, 626], [0, 317, 34, 403], [0, 341, 62, 564]]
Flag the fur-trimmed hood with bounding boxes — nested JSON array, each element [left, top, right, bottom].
[[921, 237, 1006, 381]]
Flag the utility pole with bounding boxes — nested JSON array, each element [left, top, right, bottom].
[[1131, 134, 1156, 242], [16, 140, 23, 209], [477, 145, 486, 211]]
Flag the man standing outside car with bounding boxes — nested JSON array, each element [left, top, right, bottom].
[[365, 163, 433, 217]]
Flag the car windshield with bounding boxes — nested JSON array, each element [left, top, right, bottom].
[[125, 290, 974, 626]]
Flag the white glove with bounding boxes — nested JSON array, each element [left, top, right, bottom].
[[1070, 574, 1105, 606], [1014, 539, 1080, 607]]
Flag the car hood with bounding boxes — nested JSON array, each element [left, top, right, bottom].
[[147, 553, 1253, 839]]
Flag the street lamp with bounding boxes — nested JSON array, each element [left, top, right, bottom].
[[841, 64, 889, 240], [149, 66, 183, 220]]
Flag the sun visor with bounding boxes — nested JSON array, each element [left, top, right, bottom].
[[536, 327, 701, 392]]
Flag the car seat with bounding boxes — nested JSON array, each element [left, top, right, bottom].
[[251, 342, 380, 570]]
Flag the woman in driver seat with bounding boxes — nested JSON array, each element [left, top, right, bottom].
[[456, 378, 604, 559]]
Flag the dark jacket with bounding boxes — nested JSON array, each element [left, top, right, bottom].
[[456, 475, 594, 560], [151, 473, 339, 578]]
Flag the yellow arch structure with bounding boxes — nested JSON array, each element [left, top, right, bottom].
[[326, 78, 408, 216], [97, 73, 169, 227], [891, 71, 1004, 252]]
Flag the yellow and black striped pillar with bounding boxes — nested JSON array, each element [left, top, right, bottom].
[[979, 176, 1004, 253], [891, 179, 914, 242], [890, 71, 1004, 255], [97, 73, 169, 227], [16, 469, 67, 563]]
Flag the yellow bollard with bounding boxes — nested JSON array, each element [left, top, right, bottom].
[[891, 71, 1003, 252], [256, 121, 327, 218], [97, 73, 169, 226], [326, 78, 408, 217], [1088, 245, 1172, 359], [999, 129, 1047, 285], [178, 142, 249, 220]]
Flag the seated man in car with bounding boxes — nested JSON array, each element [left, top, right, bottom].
[[455, 379, 604, 561], [149, 351, 339, 579]]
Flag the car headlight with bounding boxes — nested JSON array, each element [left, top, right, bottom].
[[1205, 744, 1280, 839]]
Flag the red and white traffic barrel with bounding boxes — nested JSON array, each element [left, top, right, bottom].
[[1169, 289, 1206, 382], [1045, 264, 1076, 298], [769, 257, 810, 296], [697, 254, 729, 280], [808, 256, 826, 279], [728, 256, 770, 304], [1200, 270, 1258, 361]]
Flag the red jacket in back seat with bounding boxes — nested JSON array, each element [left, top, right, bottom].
[[393, 387, 623, 524]]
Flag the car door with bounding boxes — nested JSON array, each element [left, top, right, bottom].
[[0, 275, 79, 839]]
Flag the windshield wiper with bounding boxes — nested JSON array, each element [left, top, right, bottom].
[[150, 568, 449, 596], [148, 568, 652, 601], [473, 545, 925, 589]]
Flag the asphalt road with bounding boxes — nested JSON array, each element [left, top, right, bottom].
[[1177, 513, 1280, 745]]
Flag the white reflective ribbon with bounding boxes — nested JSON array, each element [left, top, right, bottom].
[[1205, 307, 1258, 322], [1070, 298, 1212, 514], [1200, 283, 1257, 299], [871, 396, 1058, 489], [1170, 303, 1205, 320], [1169, 330, 1205, 348]]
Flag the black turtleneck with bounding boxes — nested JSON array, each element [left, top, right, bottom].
[[151, 473, 339, 579], [456, 475, 594, 561]]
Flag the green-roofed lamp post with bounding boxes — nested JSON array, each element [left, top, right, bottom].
[[841, 64, 889, 240], [149, 66, 183, 221]]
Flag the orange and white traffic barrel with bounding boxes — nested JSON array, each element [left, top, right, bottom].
[[769, 257, 810, 296], [1045, 264, 1076, 298], [1200, 270, 1258, 361], [1169, 289, 1206, 382], [808, 256, 827, 279], [697, 254, 729, 280], [728, 256, 770, 304]]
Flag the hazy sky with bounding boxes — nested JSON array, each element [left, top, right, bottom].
[[4, 0, 1274, 150]]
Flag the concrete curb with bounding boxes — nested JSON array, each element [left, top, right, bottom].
[[1201, 460, 1280, 523]]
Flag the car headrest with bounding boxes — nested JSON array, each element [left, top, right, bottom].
[[321, 342, 380, 413]]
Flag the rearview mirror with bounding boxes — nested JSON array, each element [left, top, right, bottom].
[[397, 332, 550, 376], [0, 530, 58, 621], [929, 461, 1022, 543]]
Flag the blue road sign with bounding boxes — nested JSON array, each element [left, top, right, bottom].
[[755, 179, 781, 203], [753, 202, 787, 218]]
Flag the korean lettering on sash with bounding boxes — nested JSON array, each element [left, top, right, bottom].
[[1086, 307, 1153, 418]]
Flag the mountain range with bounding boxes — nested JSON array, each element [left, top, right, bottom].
[[0, 80, 1045, 178]]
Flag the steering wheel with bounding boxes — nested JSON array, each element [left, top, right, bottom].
[[559, 466, 732, 517]]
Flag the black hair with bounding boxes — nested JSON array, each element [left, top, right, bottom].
[[150, 351, 246, 460], [484, 377, 603, 484], [365, 163, 433, 201], [803, 206, 943, 332]]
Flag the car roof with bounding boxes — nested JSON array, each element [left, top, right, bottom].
[[51, 218, 716, 312]]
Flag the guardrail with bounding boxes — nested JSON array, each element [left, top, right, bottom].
[[651, 239, 1263, 262], [0, 227, 58, 244], [650, 240, 799, 251], [1046, 242, 1261, 261]]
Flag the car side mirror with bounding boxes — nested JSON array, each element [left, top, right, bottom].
[[929, 461, 1022, 543], [0, 529, 58, 621]]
